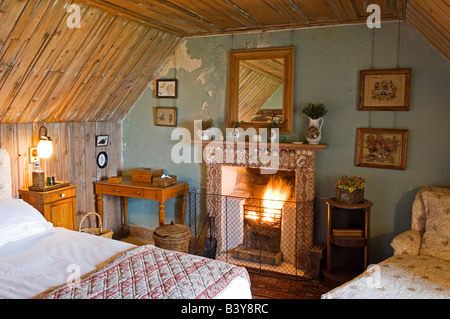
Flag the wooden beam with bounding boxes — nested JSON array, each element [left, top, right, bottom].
[[74, 0, 187, 36]]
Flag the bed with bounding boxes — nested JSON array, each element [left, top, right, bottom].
[[0, 148, 251, 299]]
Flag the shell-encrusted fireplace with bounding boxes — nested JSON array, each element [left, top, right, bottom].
[[201, 141, 328, 275]]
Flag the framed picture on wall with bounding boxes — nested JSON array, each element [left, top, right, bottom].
[[359, 69, 411, 111], [95, 135, 109, 147], [155, 107, 177, 127], [156, 79, 177, 98], [356, 128, 408, 170]]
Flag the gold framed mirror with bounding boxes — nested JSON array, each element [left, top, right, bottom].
[[229, 47, 295, 134]]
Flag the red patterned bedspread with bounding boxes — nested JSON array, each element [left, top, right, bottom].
[[37, 245, 250, 299]]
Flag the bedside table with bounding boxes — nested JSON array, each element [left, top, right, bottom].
[[19, 185, 77, 230], [323, 197, 373, 287]]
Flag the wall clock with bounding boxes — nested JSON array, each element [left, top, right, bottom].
[[96, 151, 108, 169]]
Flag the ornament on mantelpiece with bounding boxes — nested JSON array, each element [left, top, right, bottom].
[[302, 103, 328, 144], [196, 118, 215, 141]]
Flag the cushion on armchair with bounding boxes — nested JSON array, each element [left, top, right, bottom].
[[419, 190, 450, 261], [411, 186, 450, 232]]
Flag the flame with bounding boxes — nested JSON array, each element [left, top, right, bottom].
[[260, 177, 292, 223], [246, 210, 259, 221]]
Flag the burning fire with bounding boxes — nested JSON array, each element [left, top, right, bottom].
[[246, 177, 292, 223]]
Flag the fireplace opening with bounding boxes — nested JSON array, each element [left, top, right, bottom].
[[189, 164, 314, 277], [189, 188, 308, 277], [229, 175, 292, 266], [235, 203, 283, 265]]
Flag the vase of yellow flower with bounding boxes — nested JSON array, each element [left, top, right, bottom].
[[335, 175, 365, 204]]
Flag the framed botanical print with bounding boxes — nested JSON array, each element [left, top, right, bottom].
[[156, 79, 177, 98], [356, 128, 408, 170], [359, 69, 411, 111], [155, 107, 177, 127]]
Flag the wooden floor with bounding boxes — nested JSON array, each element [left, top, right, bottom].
[[120, 235, 153, 246], [121, 235, 331, 299], [249, 272, 331, 299]]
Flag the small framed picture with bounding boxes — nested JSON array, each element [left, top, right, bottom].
[[95, 135, 109, 147], [356, 128, 408, 170], [359, 69, 411, 111], [156, 79, 177, 98], [155, 107, 177, 127]]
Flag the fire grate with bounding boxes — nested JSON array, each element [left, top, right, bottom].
[[243, 204, 281, 250], [188, 187, 314, 279], [244, 204, 282, 229]]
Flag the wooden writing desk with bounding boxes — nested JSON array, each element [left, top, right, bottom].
[[94, 177, 189, 236]]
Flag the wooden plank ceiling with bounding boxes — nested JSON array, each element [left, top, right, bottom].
[[0, 0, 181, 123], [0, 0, 448, 123], [76, 0, 406, 37], [406, 0, 450, 61]]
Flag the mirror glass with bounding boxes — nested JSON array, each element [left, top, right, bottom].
[[229, 47, 295, 134]]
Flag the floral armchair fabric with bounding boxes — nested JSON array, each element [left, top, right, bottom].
[[391, 186, 450, 260], [323, 187, 450, 299]]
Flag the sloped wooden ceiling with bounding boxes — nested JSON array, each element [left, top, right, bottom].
[[0, 0, 181, 123], [406, 0, 450, 61], [0, 0, 447, 124], [76, 0, 449, 60], [76, 0, 406, 36]]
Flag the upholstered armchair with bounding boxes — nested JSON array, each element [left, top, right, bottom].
[[391, 186, 450, 259], [323, 186, 450, 298]]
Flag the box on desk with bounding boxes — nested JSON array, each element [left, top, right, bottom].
[[131, 168, 164, 183], [152, 175, 177, 187], [108, 176, 122, 183]]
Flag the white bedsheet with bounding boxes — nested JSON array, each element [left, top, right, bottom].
[[0, 228, 251, 299]]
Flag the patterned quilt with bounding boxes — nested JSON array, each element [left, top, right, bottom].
[[37, 245, 250, 299]]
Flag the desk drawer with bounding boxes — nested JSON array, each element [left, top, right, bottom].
[[45, 188, 76, 203], [100, 185, 146, 198]]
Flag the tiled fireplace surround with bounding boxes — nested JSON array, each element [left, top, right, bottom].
[[203, 141, 328, 274]]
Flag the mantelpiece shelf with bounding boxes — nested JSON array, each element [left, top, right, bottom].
[[191, 140, 329, 151]]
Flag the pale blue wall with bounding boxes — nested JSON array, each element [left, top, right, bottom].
[[123, 22, 450, 263]]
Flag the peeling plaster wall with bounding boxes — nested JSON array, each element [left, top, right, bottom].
[[123, 23, 450, 263]]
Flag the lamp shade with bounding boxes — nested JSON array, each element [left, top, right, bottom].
[[37, 139, 53, 158]]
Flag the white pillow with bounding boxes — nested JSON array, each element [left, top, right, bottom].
[[0, 199, 54, 246], [0, 148, 12, 199]]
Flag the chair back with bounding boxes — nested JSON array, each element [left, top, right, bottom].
[[412, 186, 450, 232]]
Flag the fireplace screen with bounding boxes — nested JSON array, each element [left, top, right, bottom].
[[189, 188, 313, 278]]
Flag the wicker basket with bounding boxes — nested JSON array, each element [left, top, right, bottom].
[[79, 212, 113, 239], [153, 221, 190, 253], [152, 175, 177, 187]]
